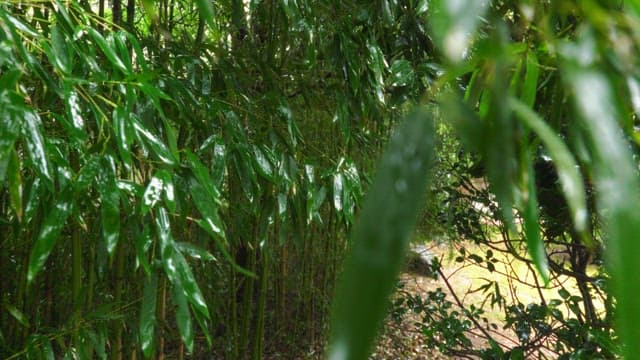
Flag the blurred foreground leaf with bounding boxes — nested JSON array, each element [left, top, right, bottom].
[[328, 108, 435, 360]]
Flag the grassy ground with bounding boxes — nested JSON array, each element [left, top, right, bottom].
[[373, 239, 607, 359]]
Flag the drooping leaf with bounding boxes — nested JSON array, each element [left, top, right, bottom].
[[87, 28, 129, 74], [195, 0, 216, 30], [429, 0, 490, 62], [112, 107, 134, 168], [28, 188, 75, 282], [141, 174, 164, 215], [561, 30, 640, 359], [50, 25, 70, 75], [22, 110, 52, 190], [4, 302, 30, 328], [510, 98, 590, 244], [156, 208, 210, 319], [0, 93, 20, 184], [520, 144, 549, 283], [172, 283, 194, 353], [97, 157, 120, 257], [133, 118, 177, 166], [328, 108, 435, 360], [8, 148, 22, 221], [521, 51, 539, 107], [140, 271, 158, 358], [388, 59, 414, 87]]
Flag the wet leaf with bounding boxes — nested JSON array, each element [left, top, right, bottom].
[[112, 107, 134, 168], [22, 110, 52, 190], [328, 108, 435, 360], [51, 25, 70, 74], [97, 158, 120, 257], [141, 174, 164, 215], [173, 283, 194, 353], [176, 242, 216, 262], [87, 28, 129, 74], [140, 271, 158, 357], [4, 302, 30, 328], [8, 148, 22, 221], [28, 188, 75, 283], [133, 119, 176, 166], [388, 59, 414, 87], [156, 208, 210, 319]]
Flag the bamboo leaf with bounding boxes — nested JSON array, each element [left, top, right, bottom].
[[8, 148, 22, 221], [140, 271, 158, 358], [510, 98, 590, 243], [561, 31, 640, 358], [87, 28, 129, 74], [51, 25, 70, 75], [133, 119, 176, 166], [97, 158, 120, 257], [328, 108, 435, 360], [521, 149, 549, 283], [112, 107, 134, 169], [22, 110, 52, 190], [521, 51, 539, 107], [156, 208, 210, 319], [28, 188, 75, 283], [195, 0, 216, 29], [172, 283, 194, 353], [429, 0, 490, 62], [4, 302, 30, 328]]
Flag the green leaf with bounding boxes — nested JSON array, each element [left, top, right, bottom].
[[87, 28, 129, 74], [175, 242, 216, 262], [133, 118, 176, 166], [112, 107, 134, 168], [388, 59, 414, 87], [4, 302, 30, 328], [156, 208, 210, 319], [141, 174, 164, 215], [185, 150, 221, 201], [0, 99, 20, 183], [97, 158, 120, 257], [561, 29, 640, 360], [429, 0, 490, 62], [520, 149, 549, 284], [28, 188, 75, 282], [328, 108, 435, 360], [172, 283, 194, 353], [51, 25, 70, 74], [22, 110, 52, 190], [510, 98, 590, 244], [8, 148, 22, 221], [195, 0, 216, 30], [140, 271, 158, 358], [64, 86, 86, 142], [521, 51, 539, 107], [188, 175, 254, 276]]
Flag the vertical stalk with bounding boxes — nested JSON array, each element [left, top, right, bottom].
[[111, 236, 125, 360], [157, 275, 167, 360], [251, 248, 269, 360]]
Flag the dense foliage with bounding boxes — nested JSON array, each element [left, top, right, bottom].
[[2, 0, 640, 359]]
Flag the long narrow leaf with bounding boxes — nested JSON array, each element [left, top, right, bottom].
[[328, 108, 435, 360], [561, 30, 640, 360], [510, 98, 591, 244], [27, 188, 74, 282]]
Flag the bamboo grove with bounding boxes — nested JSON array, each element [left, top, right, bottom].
[[0, 0, 423, 357], [4, 0, 640, 359]]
